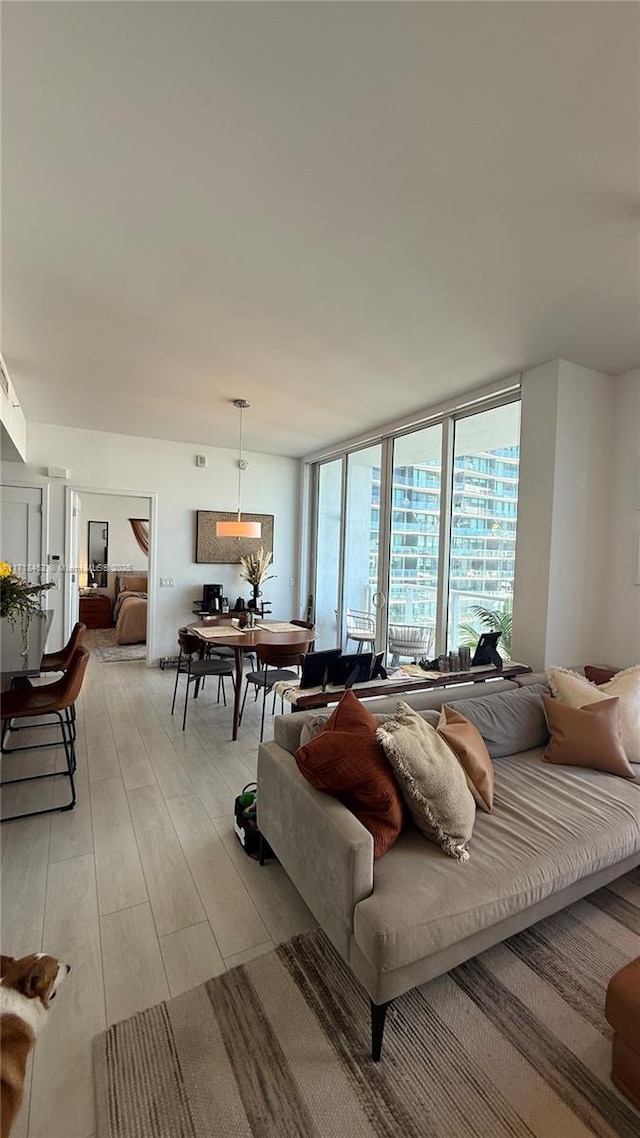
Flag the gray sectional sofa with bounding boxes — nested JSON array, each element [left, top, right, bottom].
[[257, 674, 640, 1057]]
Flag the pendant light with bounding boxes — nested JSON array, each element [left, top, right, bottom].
[[216, 399, 262, 538]]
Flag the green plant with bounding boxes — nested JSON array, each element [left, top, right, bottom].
[[458, 597, 512, 659], [0, 561, 54, 637]]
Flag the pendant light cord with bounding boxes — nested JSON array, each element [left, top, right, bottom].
[[236, 403, 244, 521]]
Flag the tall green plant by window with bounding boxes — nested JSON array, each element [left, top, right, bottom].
[[458, 598, 512, 659]]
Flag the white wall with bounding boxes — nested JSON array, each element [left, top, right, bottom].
[[545, 361, 614, 665], [511, 361, 560, 669], [513, 359, 631, 670], [602, 369, 640, 667], [78, 492, 149, 597], [1, 423, 301, 661]]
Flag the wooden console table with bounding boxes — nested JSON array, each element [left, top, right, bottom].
[[276, 662, 532, 712]]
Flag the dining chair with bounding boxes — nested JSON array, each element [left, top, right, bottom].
[[0, 646, 90, 822], [387, 623, 435, 665], [171, 629, 236, 731], [345, 609, 376, 653], [238, 639, 308, 741]]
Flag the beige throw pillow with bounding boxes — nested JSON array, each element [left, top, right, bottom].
[[437, 705, 495, 812], [542, 696, 635, 778], [548, 665, 640, 762], [376, 702, 475, 862]]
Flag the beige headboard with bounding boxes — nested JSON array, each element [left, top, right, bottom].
[[116, 572, 148, 595]]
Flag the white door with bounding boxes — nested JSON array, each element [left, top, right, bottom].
[[0, 485, 43, 580]]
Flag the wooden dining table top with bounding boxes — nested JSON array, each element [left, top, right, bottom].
[[188, 617, 314, 649]]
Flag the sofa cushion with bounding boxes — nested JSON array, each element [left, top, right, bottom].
[[438, 705, 494, 811], [542, 696, 634, 778], [294, 690, 405, 858], [443, 683, 550, 758], [584, 665, 618, 685], [376, 702, 475, 862], [548, 665, 640, 762], [353, 747, 640, 976], [278, 706, 440, 754]]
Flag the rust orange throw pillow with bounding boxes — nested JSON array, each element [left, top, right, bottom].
[[437, 705, 495, 812], [295, 689, 405, 857], [542, 696, 634, 778]]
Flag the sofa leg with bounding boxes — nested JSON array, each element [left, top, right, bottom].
[[371, 999, 391, 1061]]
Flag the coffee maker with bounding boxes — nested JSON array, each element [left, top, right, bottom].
[[201, 583, 224, 614]]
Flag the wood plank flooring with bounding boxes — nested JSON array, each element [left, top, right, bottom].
[[0, 639, 317, 1138]]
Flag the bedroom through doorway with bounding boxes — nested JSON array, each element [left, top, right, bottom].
[[65, 488, 154, 663]]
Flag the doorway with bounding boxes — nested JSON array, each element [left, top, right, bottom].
[[65, 487, 157, 664]]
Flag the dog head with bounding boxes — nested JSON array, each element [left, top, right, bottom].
[[0, 953, 70, 1021]]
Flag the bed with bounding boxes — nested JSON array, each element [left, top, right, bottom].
[[113, 573, 148, 645]]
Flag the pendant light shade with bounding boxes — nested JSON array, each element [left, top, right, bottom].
[[216, 518, 262, 538], [216, 399, 262, 539]]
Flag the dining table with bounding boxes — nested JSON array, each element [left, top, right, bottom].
[[0, 610, 54, 687], [188, 617, 315, 740]]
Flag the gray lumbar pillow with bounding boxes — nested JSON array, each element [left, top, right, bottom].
[[299, 714, 331, 747], [449, 683, 550, 758], [376, 701, 475, 862]]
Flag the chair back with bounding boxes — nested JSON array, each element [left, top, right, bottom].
[[256, 640, 308, 670], [388, 623, 434, 656], [41, 621, 86, 670], [289, 619, 316, 651], [49, 646, 90, 710], [346, 609, 376, 635], [178, 629, 202, 657]]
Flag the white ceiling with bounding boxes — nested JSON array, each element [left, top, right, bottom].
[[2, 2, 638, 459]]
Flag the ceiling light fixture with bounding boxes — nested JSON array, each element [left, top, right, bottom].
[[216, 399, 262, 539]]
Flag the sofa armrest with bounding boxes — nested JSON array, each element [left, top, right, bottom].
[[257, 740, 374, 958]]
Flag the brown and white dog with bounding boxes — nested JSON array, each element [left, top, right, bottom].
[[0, 953, 70, 1138]]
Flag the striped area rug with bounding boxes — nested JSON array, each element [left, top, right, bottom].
[[93, 870, 640, 1138]]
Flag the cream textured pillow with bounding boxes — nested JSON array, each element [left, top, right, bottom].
[[548, 666, 640, 762], [376, 702, 475, 862]]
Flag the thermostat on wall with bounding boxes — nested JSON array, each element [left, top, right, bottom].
[[195, 455, 207, 468]]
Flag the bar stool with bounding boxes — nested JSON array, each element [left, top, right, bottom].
[[3, 622, 88, 751], [0, 646, 90, 823], [40, 621, 86, 672]]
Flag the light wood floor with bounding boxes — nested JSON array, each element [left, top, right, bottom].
[[1, 640, 317, 1138]]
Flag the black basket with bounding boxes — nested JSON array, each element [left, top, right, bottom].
[[233, 782, 273, 862]]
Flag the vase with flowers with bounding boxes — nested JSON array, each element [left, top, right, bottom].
[[238, 547, 275, 610], [0, 561, 54, 648]]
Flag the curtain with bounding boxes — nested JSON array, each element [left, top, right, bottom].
[[129, 518, 149, 558]]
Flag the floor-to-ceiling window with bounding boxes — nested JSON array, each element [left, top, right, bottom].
[[343, 444, 383, 648], [308, 390, 521, 663], [447, 403, 520, 655], [388, 425, 442, 661], [314, 459, 342, 650]]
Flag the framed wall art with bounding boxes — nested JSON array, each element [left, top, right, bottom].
[[195, 511, 274, 564]]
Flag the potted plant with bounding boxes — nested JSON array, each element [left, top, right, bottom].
[[458, 598, 513, 660], [0, 560, 54, 646], [238, 547, 275, 609]]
